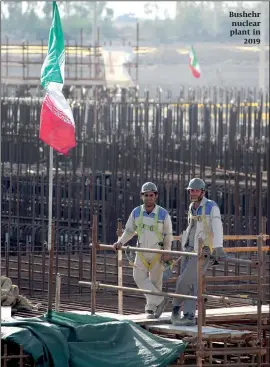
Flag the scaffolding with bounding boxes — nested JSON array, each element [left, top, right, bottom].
[[76, 215, 269, 366], [1, 26, 139, 92]]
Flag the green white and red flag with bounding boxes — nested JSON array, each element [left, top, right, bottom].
[[189, 46, 201, 78], [39, 1, 76, 155]]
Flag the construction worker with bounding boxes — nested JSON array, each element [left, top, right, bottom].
[[113, 182, 173, 319], [171, 178, 226, 326]]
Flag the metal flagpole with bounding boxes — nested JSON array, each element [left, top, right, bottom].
[[47, 145, 54, 317], [0, 5, 2, 330], [48, 146, 53, 252]]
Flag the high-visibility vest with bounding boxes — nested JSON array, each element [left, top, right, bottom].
[[136, 205, 164, 271]]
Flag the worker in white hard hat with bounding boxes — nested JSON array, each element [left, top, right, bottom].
[[113, 182, 173, 319], [171, 178, 226, 326]]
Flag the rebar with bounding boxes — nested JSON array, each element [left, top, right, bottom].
[[91, 214, 98, 315]]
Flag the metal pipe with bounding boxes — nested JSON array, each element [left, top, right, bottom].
[[196, 239, 204, 367], [55, 273, 61, 311], [196, 348, 266, 357], [173, 235, 269, 241], [262, 217, 267, 303], [47, 147, 54, 251], [222, 246, 269, 253], [203, 293, 256, 306], [90, 244, 198, 257], [206, 275, 260, 282], [79, 281, 198, 300], [78, 280, 252, 305], [91, 214, 98, 315], [206, 283, 269, 290], [215, 256, 257, 266], [117, 219, 123, 314], [202, 275, 206, 326], [47, 222, 55, 317], [257, 234, 264, 367]]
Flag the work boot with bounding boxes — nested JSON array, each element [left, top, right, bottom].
[[183, 317, 196, 326], [171, 307, 182, 325], [174, 314, 196, 326], [145, 310, 156, 319], [154, 298, 169, 319]]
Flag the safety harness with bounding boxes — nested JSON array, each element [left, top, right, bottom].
[[188, 202, 214, 254], [125, 245, 177, 282], [135, 205, 164, 271]]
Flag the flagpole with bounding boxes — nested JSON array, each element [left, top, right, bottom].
[[48, 146, 53, 251], [47, 146, 54, 317], [40, 1, 76, 316]]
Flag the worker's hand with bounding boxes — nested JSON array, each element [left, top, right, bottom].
[[112, 241, 122, 251], [161, 253, 172, 263]]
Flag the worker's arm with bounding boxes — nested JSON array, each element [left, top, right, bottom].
[[117, 211, 136, 245], [211, 205, 223, 249], [162, 214, 173, 251]]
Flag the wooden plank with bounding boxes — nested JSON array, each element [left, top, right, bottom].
[[98, 305, 269, 324], [69, 305, 269, 325], [204, 305, 270, 321], [144, 324, 252, 339]]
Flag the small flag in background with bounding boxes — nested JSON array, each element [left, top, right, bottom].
[[189, 46, 201, 78], [39, 1, 76, 155]]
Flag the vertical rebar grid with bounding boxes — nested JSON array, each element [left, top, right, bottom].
[[91, 214, 98, 314]]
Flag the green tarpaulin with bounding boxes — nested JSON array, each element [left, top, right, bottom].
[[2, 311, 186, 367]]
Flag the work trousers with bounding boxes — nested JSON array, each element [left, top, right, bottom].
[[133, 251, 164, 312], [173, 245, 210, 318]]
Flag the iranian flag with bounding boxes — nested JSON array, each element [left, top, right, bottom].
[[39, 1, 76, 155], [189, 46, 201, 78]]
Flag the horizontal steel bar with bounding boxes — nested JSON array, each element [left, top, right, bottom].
[[202, 293, 256, 305], [173, 235, 269, 241], [79, 281, 256, 305], [205, 275, 260, 282], [196, 347, 266, 357], [206, 283, 269, 290], [90, 245, 263, 264], [79, 281, 198, 300], [216, 257, 258, 266], [91, 244, 198, 257], [223, 246, 270, 253]]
